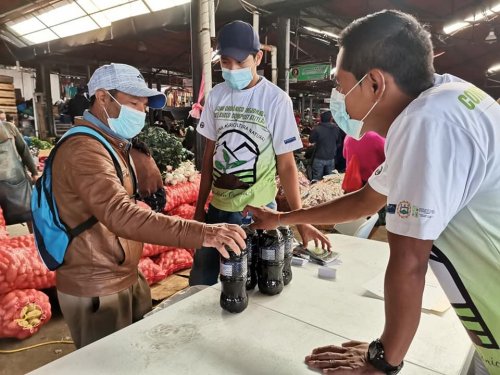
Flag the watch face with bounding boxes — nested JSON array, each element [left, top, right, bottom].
[[368, 341, 378, 359]]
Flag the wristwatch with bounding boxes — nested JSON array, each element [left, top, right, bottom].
[[367, 339, 404, 375]]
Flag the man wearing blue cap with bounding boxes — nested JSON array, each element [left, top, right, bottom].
[[51, 63, 246, 348], [190, 21, 330, 286]]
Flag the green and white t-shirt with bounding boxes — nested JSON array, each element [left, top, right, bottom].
[[198, 77, 302, 212], [369, 74, 500, 373]]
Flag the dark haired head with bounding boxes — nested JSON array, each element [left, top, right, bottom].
[[320, 111, 333, 123], [338, 9, 434, 97]]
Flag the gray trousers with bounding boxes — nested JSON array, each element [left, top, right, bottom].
[[57, 272, 152, 349]]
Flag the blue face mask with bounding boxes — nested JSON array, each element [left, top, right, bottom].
[[104, 92, 146, 139], [222, 67, 253, 90], [329, 74, 382, 140]]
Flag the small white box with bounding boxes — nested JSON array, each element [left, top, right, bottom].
[[318, 266, 336, 280], [291, 256, 308, 267]]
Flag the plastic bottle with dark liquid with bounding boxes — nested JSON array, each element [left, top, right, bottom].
[[220, 247, 248, 313], [242, 218, 258, 290], [279, 226, 293, 285], [257, 229, 284, 295]]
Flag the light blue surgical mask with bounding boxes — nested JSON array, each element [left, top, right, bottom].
[[222, 67, 253, 90], [329, 74, 383, 140], [103, 92, 146, 139]]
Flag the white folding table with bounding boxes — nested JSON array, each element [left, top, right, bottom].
[[30, 234, 474, 374]]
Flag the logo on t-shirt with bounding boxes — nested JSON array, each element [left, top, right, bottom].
[[200, 122, 205, 128], [213, 129, 258, 190], [284, 137, 297, 145], [374, 165, 383, 175], [397, 200, 411, 218]]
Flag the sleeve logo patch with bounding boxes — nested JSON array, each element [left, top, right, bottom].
[[395, 201, 436, 219], [284, 137, 297, 145], [397, 201, 411, 219]]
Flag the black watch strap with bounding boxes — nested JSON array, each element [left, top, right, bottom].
[[367, 339, 404, 375]]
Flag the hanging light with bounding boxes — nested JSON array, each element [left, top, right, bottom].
[[485, 27, 497, 43], [487, 63, 500, 74], [443, 2, 500, 35]]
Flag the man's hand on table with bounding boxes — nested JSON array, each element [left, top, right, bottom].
[[305, 341, 383, 374], [297, 224, 331, 251]]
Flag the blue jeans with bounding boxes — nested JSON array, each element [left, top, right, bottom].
[[311, 159, 335, 181], [189, 202, 276, 286]]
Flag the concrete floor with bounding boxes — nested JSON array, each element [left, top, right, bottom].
[[0, 224, 389, 374]]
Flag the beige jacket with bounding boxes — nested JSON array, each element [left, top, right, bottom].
[[52, 118, 205, 297]]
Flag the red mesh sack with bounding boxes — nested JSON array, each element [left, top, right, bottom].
[[168, 204, 196, 220], [155, 249, 193, 277], [164, 178, 200, 212], [138, 257, 167, 285], [142, 243, 176, 258], [0, 206, 8, 240], [0, 246, 56, 294], [0, 289, 52, 339]]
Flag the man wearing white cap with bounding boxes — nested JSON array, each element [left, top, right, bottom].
[[51, 63, 246, 348]]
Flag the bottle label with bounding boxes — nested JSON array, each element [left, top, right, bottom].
[[220, 257, 248, 277], [260, 244, 284, 261]]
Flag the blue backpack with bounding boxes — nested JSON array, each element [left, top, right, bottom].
[[31, 126, 124, 270]]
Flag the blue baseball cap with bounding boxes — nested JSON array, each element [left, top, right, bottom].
[[216, 21, 260, 62], [88, 63, 166, 109]]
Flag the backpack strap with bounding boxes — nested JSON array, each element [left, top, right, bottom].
[[48, 125, 126, 236], [69, 216, 98, 237], [58, 126, 124, 184]]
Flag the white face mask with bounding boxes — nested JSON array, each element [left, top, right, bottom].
[[329, 73, 385, 140]]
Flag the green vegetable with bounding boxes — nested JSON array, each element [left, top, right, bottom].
[[137, 126, 193, 172], [30, 137, 53, 150]]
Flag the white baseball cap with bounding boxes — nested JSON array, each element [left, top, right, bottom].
[[88, 63, 166, 109]]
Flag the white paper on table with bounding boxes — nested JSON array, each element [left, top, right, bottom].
[[362, 268, 451, 314]]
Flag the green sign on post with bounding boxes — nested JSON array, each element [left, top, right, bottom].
[[289, 63, 331, 83]]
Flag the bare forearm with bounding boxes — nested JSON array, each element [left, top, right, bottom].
[[277, 153, 302, 210], [195, 168, 212, 211], [195, 139, 214, 214], [281, 184, 384, 225], [380, 233, 432, 365], [380, 263, 424, 365]]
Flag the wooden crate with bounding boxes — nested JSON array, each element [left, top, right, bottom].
[[0, 90, 15, 99], [0, 77, 17, 125], [0, 76, 13, 84], [150, 274, 189, 301]]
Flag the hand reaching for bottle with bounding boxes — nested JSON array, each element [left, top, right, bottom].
[[203, 223, 247, 258]]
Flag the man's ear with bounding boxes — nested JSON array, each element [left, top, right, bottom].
[[94, 89, 108, 107], [255, 50, 264, 66], [368, 69, 385, 99]]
